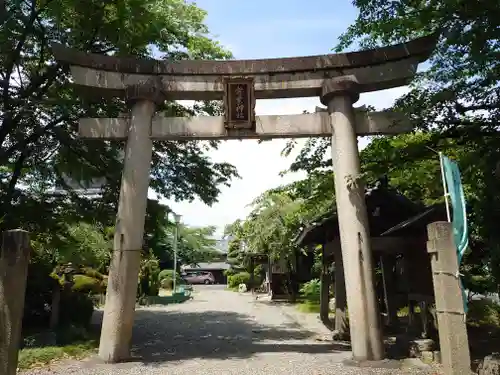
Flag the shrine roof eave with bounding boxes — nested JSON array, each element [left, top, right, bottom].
[[296, 203, 447, 248], [295, 213, 337, 248], [379, 203, 447, 237], [295, 184, 426, 248], [51, 33, 438, 76]]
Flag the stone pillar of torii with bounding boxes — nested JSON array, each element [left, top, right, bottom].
[[52, 34, 437, 363]]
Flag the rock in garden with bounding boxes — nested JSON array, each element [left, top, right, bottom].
[[238, 283, 247, 293], [478, 353, 500, 375]]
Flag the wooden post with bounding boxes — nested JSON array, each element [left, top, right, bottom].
[[380, 255, 398, 328], [320, 245, 334, 330], [332, 241, 349, 339], [0, 230, 31, 375], [427, 222, 471, 374], [249, 256, 255, 294]]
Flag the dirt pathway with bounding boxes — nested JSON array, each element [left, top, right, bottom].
[[21, 286, 439, 375]]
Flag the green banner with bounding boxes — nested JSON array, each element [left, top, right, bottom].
[[441, 154, 469, 312]]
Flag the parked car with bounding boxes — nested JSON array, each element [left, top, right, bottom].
[[182, 271, 215, 285]]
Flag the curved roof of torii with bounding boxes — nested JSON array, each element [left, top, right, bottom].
[[51, 34, 438, 76]]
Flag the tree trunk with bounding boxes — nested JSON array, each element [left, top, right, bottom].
[[49, 283, 61, 330]]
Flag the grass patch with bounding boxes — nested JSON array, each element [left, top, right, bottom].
[[296, 301, 321, 313], [225, 286, 239, 292], [18, 339, 97, 370], [138, 294, 191, 306]]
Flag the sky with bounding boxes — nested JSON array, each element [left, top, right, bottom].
[[157, 0, 411, 236]]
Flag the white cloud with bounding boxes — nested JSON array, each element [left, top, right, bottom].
[[157, 86, 409, 235]]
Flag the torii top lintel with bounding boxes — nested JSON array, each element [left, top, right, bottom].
[[51, 34, 438, 101], [52, 34, 437, 75]]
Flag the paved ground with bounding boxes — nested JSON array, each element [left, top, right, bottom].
[[22, 286, 441, 375]]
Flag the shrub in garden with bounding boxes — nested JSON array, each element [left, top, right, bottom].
[[158, 269, 175, 282], [22, 258, 98, 335], [299, 279, 321, 303], [467, 298, 500, 327], [157, 269, 184, 290], [58, 292, 95, 328], [138, 252, 161, 297], [160, 277, 173, 290], [81, 267, 105, 280], [228, 271, 251, 289], [224, 268, 237, 277], [72, 275, 106, 294]]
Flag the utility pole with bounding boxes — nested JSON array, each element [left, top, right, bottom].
[[172, 213, 181, 293]]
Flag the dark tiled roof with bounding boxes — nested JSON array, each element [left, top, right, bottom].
[[295, 181, 426, 247]]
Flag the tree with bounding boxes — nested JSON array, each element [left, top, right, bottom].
[[280, 0, 500, 295], [1, 0, 239, 233], [334, 0, 500, 292], [154, 220, 221, 268]]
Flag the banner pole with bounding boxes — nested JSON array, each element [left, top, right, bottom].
[[439, 152, 452, 222]]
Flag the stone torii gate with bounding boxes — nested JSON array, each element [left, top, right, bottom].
[[52, 34, 437, 363]]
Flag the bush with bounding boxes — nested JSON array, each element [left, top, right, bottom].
[[137, 253, 161, 297], [157, 269, 184, 290], [228, 272, 251, 289], [59, 292, 95, 329], [224, 268, 237, 277], [158, 269, 183, 283], [253, 264, 265, 285], [160, 278, 173, 290], [467, 298, 500, 327], [81, 267, 105, 280], [72, 275, 106, 295], [158, 269, 175, 282], [299, 279, 321, 303]]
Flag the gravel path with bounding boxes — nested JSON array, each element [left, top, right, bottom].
[[21, 286, 441, 375]]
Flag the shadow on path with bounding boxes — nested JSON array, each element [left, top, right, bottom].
[[92, 309, 349, 366]]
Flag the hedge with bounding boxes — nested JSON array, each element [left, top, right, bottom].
[[72, 275, 106, 295], [227, 272, 251, 289]]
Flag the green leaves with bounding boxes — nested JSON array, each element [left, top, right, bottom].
[[1, 0, 238, 233], [154, 220, 221, 267], [330, 0, 500, 293], [227, 185, 321, 266]]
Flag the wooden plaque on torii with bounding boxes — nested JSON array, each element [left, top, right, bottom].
[[223, 77, 256, 130]]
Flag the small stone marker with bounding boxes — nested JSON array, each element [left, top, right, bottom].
[[427, 221, 472, 374]]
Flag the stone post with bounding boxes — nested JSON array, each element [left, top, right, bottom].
[[321, 77, 384, 361], [0, 230, 31, 375], [427, 222, 471, 374], [332, 241, 348, 339], [98, 83, 164, 363]]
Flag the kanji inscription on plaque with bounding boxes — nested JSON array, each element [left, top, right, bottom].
[[223, 77, 256, 129]]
